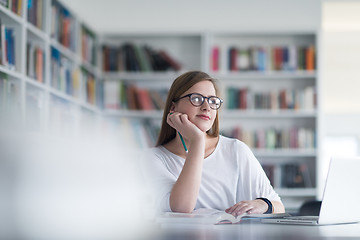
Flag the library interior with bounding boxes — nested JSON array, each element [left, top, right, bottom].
[[1, 0, 360, 239]]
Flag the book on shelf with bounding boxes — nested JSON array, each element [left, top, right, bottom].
[[104, 81, 120, 110], [51, 47, 78, 96], [104, 81, 167, 111], [211, 46, 219, 71], [226, 86, 316, 110], [0, 20, 15, 70], [81, 69, 96, 105], [260, 162, 313, 189], [225, 45, 315, 72], [262, 165, 275, 186], [136, 87, 155, 110], [81, 26, 96, 65], [157, 208, 290, 225], [51, 1, 75, 51], [28, 0, 44, 29], [0, 0, 23, 16], [222, 126, 316, 150], [102, 43, 182, 72], [26, 42, 45, 83], [281, 163, 313, 188]]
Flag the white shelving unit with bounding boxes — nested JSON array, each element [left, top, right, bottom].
[[0, 0, 103, 136], [99, 31, 318, 211]]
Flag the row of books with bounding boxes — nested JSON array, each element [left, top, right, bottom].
[[263, 163, 313, 188], [27, 0, 44, 29], [81, 68, 104, 108], [51, 0, 76, 51], [101, 118, 159, 149], [26, 42, 45, 83], [51, 48, 104, 107], [51, 47, 75, 94], [222, 126, 316, 149], [81, 27, 96, 65], [227, 86, 316, 110], [81, 69, 96, 105], [0, 20, 15, 70], [104, 81, 168, 110], [0, 0, 22, 16], [102, 44, 181, 72], [211, 45, 315, 72]]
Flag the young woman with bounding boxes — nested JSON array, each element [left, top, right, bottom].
[[143, 71, 285, 216]]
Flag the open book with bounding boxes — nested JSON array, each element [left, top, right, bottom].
[[157, 208, 290, 225]]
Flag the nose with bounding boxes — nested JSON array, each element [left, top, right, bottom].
[[201, 98, 211, 111]]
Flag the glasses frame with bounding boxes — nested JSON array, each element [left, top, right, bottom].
[[173, 93, 223, 110]]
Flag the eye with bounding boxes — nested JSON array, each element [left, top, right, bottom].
[[190, 95, 203, 105], [209, 97, 220, 105]]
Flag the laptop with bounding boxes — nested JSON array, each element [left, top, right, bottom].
[[262, 157, 360, 225]]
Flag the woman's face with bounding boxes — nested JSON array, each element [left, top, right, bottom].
[[172, 80, 218, 133]]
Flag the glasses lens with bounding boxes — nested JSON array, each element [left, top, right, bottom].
[[190, 94, 204, 106], [208, 97, 222, 109]]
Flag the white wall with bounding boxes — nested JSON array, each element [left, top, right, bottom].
[[318, 0, 360, 195], [62, 0, 322, 33]]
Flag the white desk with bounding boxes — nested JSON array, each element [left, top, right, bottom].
[[152, 221, 360, 240]]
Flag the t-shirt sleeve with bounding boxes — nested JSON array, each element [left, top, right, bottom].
[[140, 148, 176, 212], [235, 141, 282, 203]]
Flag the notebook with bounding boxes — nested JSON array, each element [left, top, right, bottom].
[[262, 157, 360, 225]]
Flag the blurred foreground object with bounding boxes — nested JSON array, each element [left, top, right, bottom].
[[0, 115, 155, 240]]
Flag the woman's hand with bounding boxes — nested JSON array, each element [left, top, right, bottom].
[[167, 112, 204, 142], [225, 199, 268, 217]]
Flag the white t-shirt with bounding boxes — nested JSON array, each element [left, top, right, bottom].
[[142, 135, 281, 212]]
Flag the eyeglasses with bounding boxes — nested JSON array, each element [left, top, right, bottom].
[[173, 93, 223, 110]]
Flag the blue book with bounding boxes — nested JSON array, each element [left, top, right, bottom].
[[282, 47, 289, 70], [6, 29, 15, 68], [258, 48, 266, 72]]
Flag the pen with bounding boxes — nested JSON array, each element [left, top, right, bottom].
[[178, 132, 188, 153], [169, 112, 188, 153]]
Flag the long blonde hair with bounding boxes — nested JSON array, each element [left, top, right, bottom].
[[156, 71, 221, 146]]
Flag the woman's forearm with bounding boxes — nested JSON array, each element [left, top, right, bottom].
[[272, 201, 286, 213], [169, 139, 205, 213]]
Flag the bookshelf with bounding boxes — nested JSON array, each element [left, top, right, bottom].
[[100, 32, 318, 211], [210, 32, 318, 211], [0, 1, 319, 211], [0, 0, 104, 138]]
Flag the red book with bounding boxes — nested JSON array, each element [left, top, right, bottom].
[[211, 46, 219, 71], [136, 88, 155, 110], [36, 48, 43, 83], [306, 45, 315, 71], [231, 48, 237, 71], [159, 50, 181, 71], [279, 90, 287, 109]]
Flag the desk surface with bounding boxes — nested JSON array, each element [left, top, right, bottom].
[[150, 221, 360, 240]]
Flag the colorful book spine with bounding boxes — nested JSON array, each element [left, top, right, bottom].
[[226, 86, 316, 110], [81, 26, 96, 65], [222, 126, 316, 149], [51, 1, 75, 51], [102, 43, 182, 72], [223, 45, 316, 72], [27, 42, 45, 83]]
